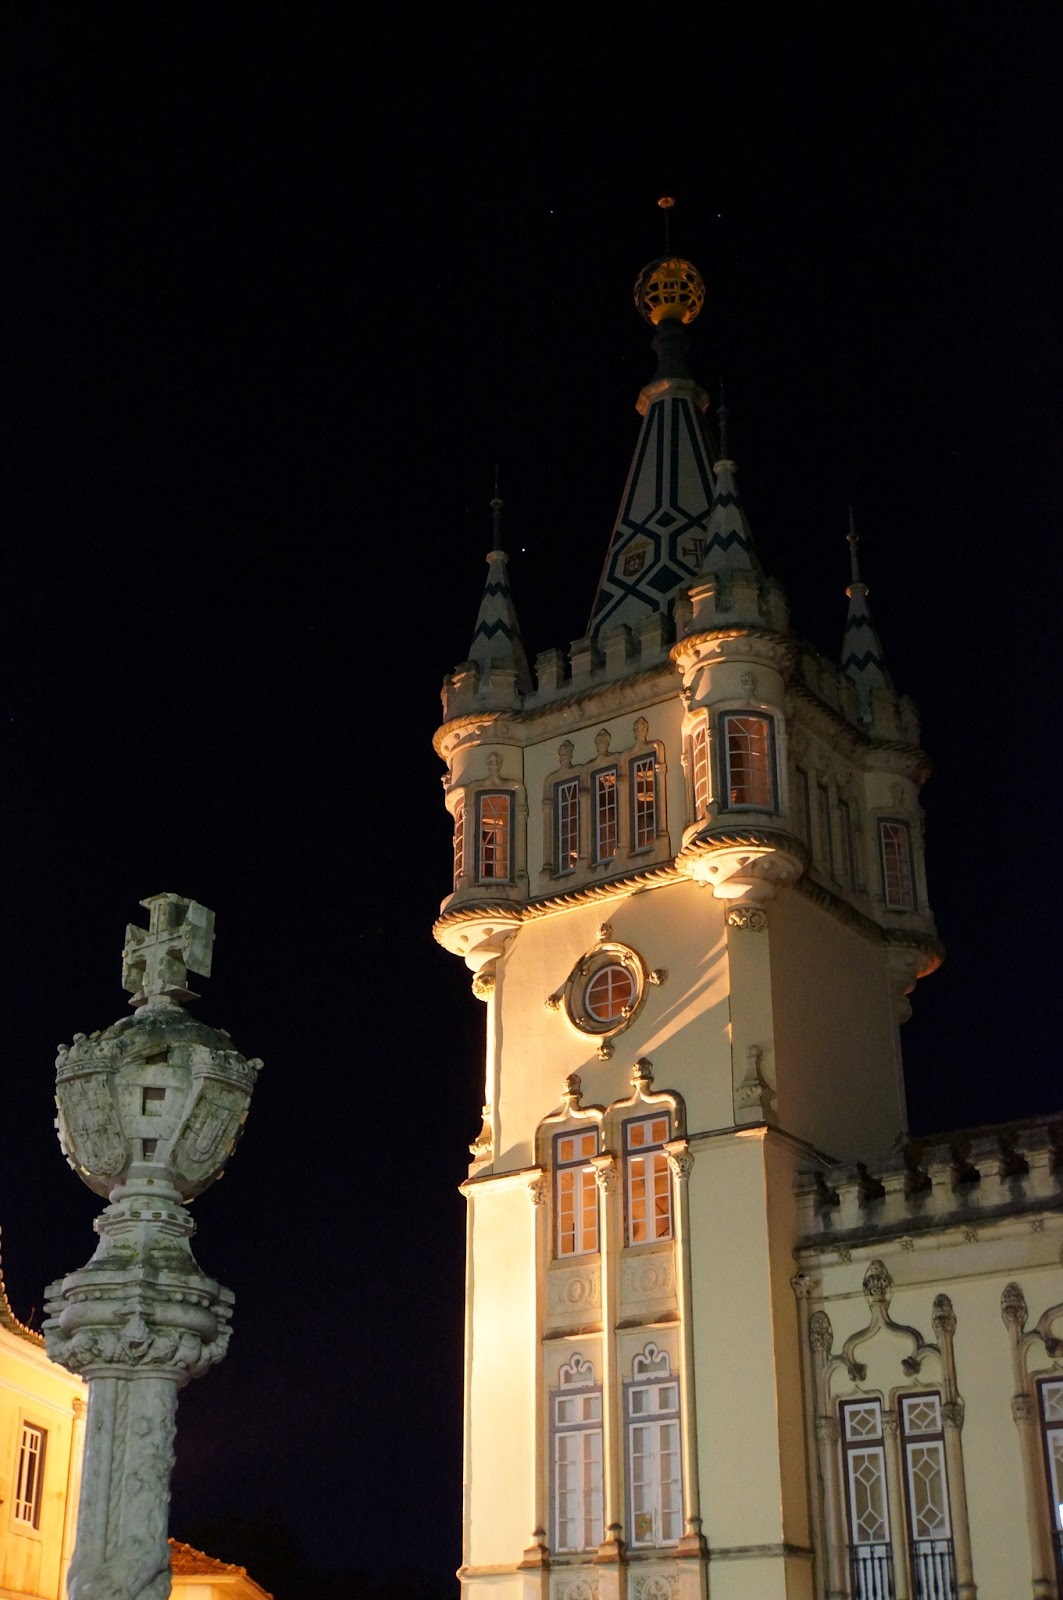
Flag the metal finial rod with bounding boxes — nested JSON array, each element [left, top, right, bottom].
[[490, 465, 504, 552], [847, 506, 863, 587], [717, 376, 729, 459], [658, 195, 675, 256]]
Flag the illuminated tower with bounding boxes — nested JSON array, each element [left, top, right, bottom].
[[435, 247, 941, 1600]]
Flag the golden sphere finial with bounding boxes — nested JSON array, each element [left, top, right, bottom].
[[658, 195, 675, 210], [634, 255, 705, 326]]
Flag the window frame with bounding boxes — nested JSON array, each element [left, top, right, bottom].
[[554, 1127, 600, 1259], [13, 1422, 46, 1531], [624, 1113, 673, 1246], [476, 790, 513, 884], [551, 1354, 604, 1554], [630, 753, 657, 853], [878, 817, 916, 910], [690, 719, 710, 821], [452, 798, 465, 891], [555, 775, 580, 876], [1037, 1376, 1063, 1593], [625, 1346, 682, 1549], [719, 711, 777, 812], [593, 766, 620, 864]]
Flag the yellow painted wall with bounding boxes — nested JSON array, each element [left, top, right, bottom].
[[0, 1322, 84, 1600]]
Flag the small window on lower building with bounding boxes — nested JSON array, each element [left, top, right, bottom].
[[14, 1423, 46, 1529], [722, 713, 775, 809], [477, 792, 512, 882], [879, 818, 915, 910], [625, 1115, 672, 1244]]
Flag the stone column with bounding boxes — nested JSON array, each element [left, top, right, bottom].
[[1001, 1284, 1057, 1600], [42, 894, 260, 1600], [590, 1150, 625, 1600], [932, 1295, 977, 1600]]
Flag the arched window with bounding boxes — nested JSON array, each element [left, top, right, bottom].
[[553, 1354, 603, 1553], [626, 1345, 682, 1547], [721, 712, 775, 810], [555, 1128, 599, 1258], [879, 819, 915, 910], [477, 792, 512, 882], [624, 1113, 672, 1245]]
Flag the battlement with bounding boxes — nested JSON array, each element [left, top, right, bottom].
[[795, 1116, 1063, 1251]]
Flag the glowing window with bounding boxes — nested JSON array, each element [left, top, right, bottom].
[[691, 722, 710, 819], [631, 755, 657, 850], [722, 713, 775, 809], [585, 964, 635, 1023], [556, 777, 580, 874], [555, 1129, 599, 1257], [477, 792, 512, 882], [594, 768, 619, 863], [453, 800, 465, 890], [14, 1423, 46, 1529], [879, 819, 915, 910], [625, 1115, 672, 1245]]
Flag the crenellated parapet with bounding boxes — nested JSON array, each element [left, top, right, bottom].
[[796, 1117, 1063, 1253]]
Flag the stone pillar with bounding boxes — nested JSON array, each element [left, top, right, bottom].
[[42, 894, 260, 1600], [1001, 1284, 1057, 1600], [590, 1150, 626, 1600]]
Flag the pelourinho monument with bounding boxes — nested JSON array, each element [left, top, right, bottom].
[[43, 894, 261, 1600]]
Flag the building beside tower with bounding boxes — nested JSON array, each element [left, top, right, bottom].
[[434, 251, 1063, 1600]]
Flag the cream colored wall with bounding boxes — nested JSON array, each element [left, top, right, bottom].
[[0, 1325, 84, 1600], [810, 1231, 1063, 1600], [495, 880, 731, 1173], [463, 1175, 538, 1571], [687, 1130, 812, 1600], [767, 889, 905, 1161]]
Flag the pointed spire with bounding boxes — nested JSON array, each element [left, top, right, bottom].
[[696, 384, 761, 577], [841, 508, 891, 718], [466, 470, 532, 694], [589, 213, 716, 636]]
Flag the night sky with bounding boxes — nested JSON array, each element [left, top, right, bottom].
[[0, 9, 1059, 1592]]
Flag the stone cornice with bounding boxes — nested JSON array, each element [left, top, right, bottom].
[[435, 660, 679, 756], [671, 624, 796, 670]]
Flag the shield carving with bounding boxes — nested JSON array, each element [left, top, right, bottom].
[[622, 546, 648, 578]]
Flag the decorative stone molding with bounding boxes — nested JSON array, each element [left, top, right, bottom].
[[621, 1253, 674, 1303], [528, 1176, 547, 1206], [735, 1043, 775, 1117], [726, 905, 767, 931]]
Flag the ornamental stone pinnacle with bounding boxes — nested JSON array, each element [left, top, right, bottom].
[[44, 897, 261, 1600]]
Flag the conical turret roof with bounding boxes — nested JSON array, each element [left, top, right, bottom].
[[841, 512, 891, 718], [465, 487, 532, 694], [697, 396, 761, 576], [589, 254, 717, 636]]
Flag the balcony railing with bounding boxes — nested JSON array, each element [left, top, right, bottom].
[[850, 1543, 894, 1600], [911, 1538, 956, 1599]]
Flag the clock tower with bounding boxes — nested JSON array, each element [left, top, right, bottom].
[[434, 246, 941, 1600]]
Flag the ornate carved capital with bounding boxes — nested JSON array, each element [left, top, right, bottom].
[[726, 904, 768, 931], [1011, 1393, 1033, 1424], [815, 1414, 839, 1443], [591, 1154, 618, 1194], [932, 1293, 956, 1338], [664, 1140, 693, 1182], [471, 960, 497, 1001], [528, 1176, 547, 1206], [941, 1399, 964, 1431], [791, 1270, 815, 1300], [809, 1309, 834, 1354]]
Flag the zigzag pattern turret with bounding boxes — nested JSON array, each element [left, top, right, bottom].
[[698, 458, 760, 575], [467, 547, 531, 693]]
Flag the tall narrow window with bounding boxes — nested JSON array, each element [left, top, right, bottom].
[[879, 818, 915, 910], [477, 793, 512, 882], [1038, 1378, 1063, 1593], [841, 1399, 894, 1600], [14, 1423, 46, 1529], [594, 768, 619, 863], [794, 766, 812, 845], [839, 798, 858, 890], [555, 1129, 599, 1257], [556, 777, 580, 874], [722, 713, 775, 809], [631, 755, 657, 851], [553, 1355, 603, 1553], [691, 722, 710, 820], [625, 1115, 672, 1244], [818, 781, 836, 879], [900, 1394, 955, 1600], [627, 1346, 682, 1547], [452, 800, 465, 891]]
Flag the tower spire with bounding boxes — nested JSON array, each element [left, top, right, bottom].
[[588, 204, 717, 636], [696, 385, 761, 577], [841, 508, 891, 719], [466, 471, 532, 694]]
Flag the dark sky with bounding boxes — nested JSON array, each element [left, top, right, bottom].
[[0, 7, 1059, 1589]]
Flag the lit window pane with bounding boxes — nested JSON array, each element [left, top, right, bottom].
[[632, 756, 656, 850], [478, 793, 512, 881], [879, 819, 915, 909], [595, 769, 618, 862], [724, 715, 774, 808], [556, 778, 580, 872]]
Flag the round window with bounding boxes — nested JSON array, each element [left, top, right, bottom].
[[584, 963, 636, 1023]]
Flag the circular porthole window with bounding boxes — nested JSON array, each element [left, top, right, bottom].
[[584, 963, 636, 1024], [556, 940, 649, 1046]]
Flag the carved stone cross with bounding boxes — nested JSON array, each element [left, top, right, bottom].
[[122, 892, 215, 1006]]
